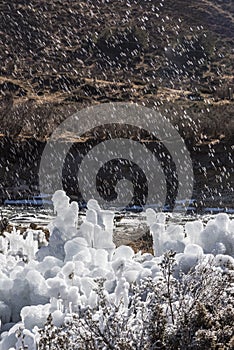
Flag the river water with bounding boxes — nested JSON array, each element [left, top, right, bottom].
[[1, 205, 234, 247]]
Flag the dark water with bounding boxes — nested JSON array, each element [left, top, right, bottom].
[[0, 138, 233, 210]]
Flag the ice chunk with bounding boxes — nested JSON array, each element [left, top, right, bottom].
[[150, 223, 165, 256], [64, 201, 79, 228], [23, 231, 38, 261], [15, 328, 37, 350], [0, 237, 8, 255], [80, 277, 97, 299], [123, 269, 139, 283], [36, 226, 65, 261], [52, 190, 70, 218], [61, 262, 75, 282], [111, 258, 126, 278], [0, 322, 16, 333], [163, 240, 185, 253], [114, 277, 129, 308], [146, 208, 156, 227], [212, 242, 226, 255], [87, 199, 101, 212], [200, 214, 234, 255], [64, 237, 88, 262], [0, 301, 11, 325], [3, 228, 38, 261], [21, 304, 51, 330], [79, 222, 94, 247], [138, 268, 152, 281], [25, 270, 48, 304], [51, 310, 65, 328], [175, 253, 199, 275], [67, 286, 80, 307], [184, 244, 203, 257], [112, 246, 134, 261], [166, 224, 184, 241], [0, 276, 14, 303], [86, 209, 98, 226], [93, 224, 115, 250], [156, 212, 166, 225], [200, 223, 219, 253], [73, 248, 92, 264], [92, 249, 109, 268], [229, 219, 234, 234], [215, 213, 229, 232], [47, 277, 67, 299], [0, 323, 23, 350], [37, 256, 63, 276], [73, 261, 86, 276], [9, 266, 24, 280], [185, 220, 203, 244], [104, 278, 116, 294], [99, 210, 115, 234], [50, 190, 79, 243], [174, 244, 204, 276], [87, 290, 97, 309]]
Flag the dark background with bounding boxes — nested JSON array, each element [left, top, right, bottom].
[[0, 0, 233, 208]]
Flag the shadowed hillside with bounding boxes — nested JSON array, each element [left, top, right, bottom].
[[0, 0, 233, 205], [0, 0, 233, 140]]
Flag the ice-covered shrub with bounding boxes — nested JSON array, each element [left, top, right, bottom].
[[0, 190, 233, 349], [37, 254, 234, 350], [147, 208, 234, 257]]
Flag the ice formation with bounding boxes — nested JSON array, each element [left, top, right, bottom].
[[0, 190, 233, 349]]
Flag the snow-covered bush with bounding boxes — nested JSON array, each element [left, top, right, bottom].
[[37, 253, 234, 350], [0, 190, 233, 349]]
